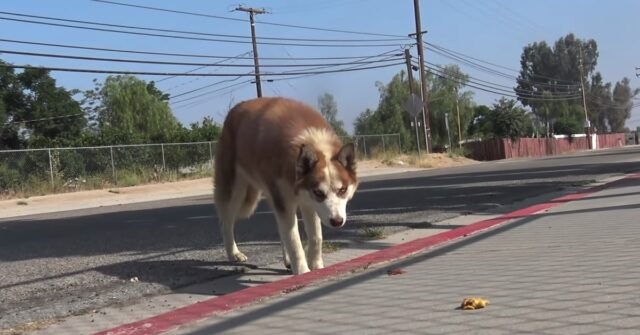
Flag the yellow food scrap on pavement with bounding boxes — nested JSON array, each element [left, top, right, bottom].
[[461, 297, 490, 310]]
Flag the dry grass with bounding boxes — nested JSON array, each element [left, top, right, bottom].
[[0, 319, 59, 335], [380, 152, 477, 169], [322, 241, 342, 253], [360, 225, 386, 240]]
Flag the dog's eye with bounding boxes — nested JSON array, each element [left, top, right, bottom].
[[312, 189, 326, 200], [337, 186, 347, 196]]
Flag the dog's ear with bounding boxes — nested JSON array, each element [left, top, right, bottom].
[[336, 143, 356, 173], [296, 144, 318, 178]]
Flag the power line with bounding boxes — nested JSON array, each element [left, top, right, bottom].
[[419, 61, 582, 102], [171, 81, 252, 110], [0, 11, 409, 43], [0, 38, 402, 61], [426, 42, 581, 86], [170, 75, 248, 99], [0, 60, 404, 77], [492, 0, 546, 32], [3, 113, 85, 127], [425, 44, 584, 95], [156, 51, 253, 84], [170, 79, 253, 105], [426, 42, 519, 74], [172, 50, 405, 104], [278, 50, 402, 75], [459, 0, 531, 35], [268, 50, 403, 83], [91, 0, 408, 38], [588, 98, 640, 110], [426, 61, 581, 98], [0, 49, 403, 68], [0, 16, 404, 48]]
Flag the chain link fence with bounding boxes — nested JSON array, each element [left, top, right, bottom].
[[341, 133, 402, 159], [0, 142, 214, 197], [0, 134, 399, 197]]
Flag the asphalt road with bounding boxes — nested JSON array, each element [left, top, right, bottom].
[[1, 146, 639, 330]]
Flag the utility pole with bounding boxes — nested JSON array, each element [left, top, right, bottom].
[[454, 86, 462, 148], [578, 45, 591, 149], [404, 49, 421, 155], [411, 0, 431, 153], [235, 5, 268, 98], [445, 112, 452, 151]]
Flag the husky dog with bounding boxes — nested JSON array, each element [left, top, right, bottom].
[[214, 97, 358, 275]]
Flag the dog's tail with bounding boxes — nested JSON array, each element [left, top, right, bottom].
[[214, 104, 261, 219], [214, 110, 237, 205]]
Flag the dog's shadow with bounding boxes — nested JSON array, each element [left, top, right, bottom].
[[95, 259, 290, 296]]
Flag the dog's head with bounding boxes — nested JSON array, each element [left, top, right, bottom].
[[295, 142, 358, 228]]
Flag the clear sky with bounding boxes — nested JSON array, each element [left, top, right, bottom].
[[2, 0, 639, 133]]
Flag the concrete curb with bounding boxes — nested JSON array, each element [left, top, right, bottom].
[[92, 172, 640, 335]]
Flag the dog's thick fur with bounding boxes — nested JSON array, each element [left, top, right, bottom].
[[214, 97, 358, 274]]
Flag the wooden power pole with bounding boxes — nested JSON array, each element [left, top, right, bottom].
[[578, 45, 591, 149], [235, 5, 268, 98], [405, 49, 421, 155], [411, 0, 431, 153]]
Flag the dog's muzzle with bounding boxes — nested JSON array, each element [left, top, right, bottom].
[[329, 217, 344, 228]]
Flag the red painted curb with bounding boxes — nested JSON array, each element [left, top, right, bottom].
[[95, 172, 640, 335]]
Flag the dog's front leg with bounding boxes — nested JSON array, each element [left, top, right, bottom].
[[276, 207, 310, 275], [300, 205, 323, 270]]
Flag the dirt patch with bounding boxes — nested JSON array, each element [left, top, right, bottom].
[[0, 179, 213, 219], [0, 319, 59, 335], [366, 153, 477, 170]]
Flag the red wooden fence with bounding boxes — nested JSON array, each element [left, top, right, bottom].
[[464, 133, 626, 161]]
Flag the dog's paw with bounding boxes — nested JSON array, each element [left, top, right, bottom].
[[309, 259, 324, 270], [292, 265, 311, 275], [229, 251, 248, 263]]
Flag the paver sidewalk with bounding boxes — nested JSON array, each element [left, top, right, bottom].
[[171, 174, 640, 334]]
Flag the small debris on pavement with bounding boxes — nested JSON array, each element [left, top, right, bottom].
[[387, 268, 406, 276], [129, 276, 139, 283], [460, 297, 490, 310], [282, 284, 306, 294]]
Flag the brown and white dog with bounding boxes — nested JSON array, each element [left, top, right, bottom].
[[214, 97, 358, 275]]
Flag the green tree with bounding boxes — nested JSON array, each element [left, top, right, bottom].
[[469, 99, 532, 140], [553, 116, 583, 135], [186, 116, 222, 142], [0, 62, 24, 149], [353, 71, 415, 150], [587, 72, 612, 132], [427, 65, 475, 148], [353, 67, 475, 151], [83, 75, 179, 143], [317, 92, 348, 137], [516, 33, 597, 131], [18, 68, 86, 147], [2, 61, 87, 149], [467, 105, 493, 139], [609, 77, 640, 132]]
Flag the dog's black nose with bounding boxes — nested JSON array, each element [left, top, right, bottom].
[[329, 217, 344, 227]]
